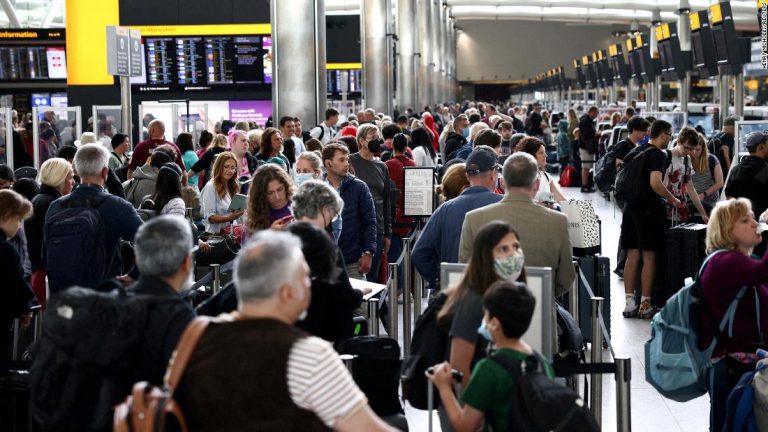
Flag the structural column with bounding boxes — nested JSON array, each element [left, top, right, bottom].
[[362, 0, 393, 114], [417, 0, 432, 108], [397, 0, 417, 112], [270, 0, 326, 125], [437, 2, 446, 104], [430, 0, 441, 105], [677, 2, 691, 115]]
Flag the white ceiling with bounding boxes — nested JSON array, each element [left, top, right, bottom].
[[0, 0, 65, 28]]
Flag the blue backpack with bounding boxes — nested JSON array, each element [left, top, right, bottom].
[[724, 370, 759, 432], [44, 193, 114, 293], [645, 250, 753, 402]]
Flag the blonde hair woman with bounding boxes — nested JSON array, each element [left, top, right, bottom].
[[699, 198, 768, 431]]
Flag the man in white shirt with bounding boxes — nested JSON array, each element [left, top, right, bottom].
[[310, 107, 340, 145], [175, 230, 396, 432]]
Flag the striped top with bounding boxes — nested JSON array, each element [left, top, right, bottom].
[[287, 336, 368, 428], [690, 154, 720, 207]]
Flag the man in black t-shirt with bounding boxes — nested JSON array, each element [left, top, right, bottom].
[[710, 116, 736, 172], [526, 103, 544, 137], [621, 120, 679, 319]]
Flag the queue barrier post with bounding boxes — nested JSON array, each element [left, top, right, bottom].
[[590, 296, 604, 427], [210, 264, 221, 295]]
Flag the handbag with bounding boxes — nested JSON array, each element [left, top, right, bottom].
[[560, 199, 601, 255], [113, 317, 211, 432], [559, 165, 575, 187]]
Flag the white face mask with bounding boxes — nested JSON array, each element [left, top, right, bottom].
[[294, 172, 314, 187], [494, 249, 525, 281]]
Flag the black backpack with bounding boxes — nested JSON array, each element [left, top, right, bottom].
[[491, 351, 600, 432], [400, 292, 449, 410], [593, 140, 624, 193], [29, 286, 163, 431], [613, 145, 669, 205], [44, 194, 114, 294]]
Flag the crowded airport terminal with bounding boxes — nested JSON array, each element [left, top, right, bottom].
[[4, 0, 768, 431]]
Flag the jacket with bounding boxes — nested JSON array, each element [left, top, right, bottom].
[[556, 119, 571, 160], [459, 192, 575, 297], [0, 232, 34, 371], [724, 155, 768, 217], [123, 164, 158, 208], [129, 275, 195, 386], [384, 155, 417, 237], [334, 174, 377, 265], [25, 184, 61, 272], [444, 132, 467, 161], [412, 186, 502, 288]]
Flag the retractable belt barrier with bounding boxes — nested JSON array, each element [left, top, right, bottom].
[[555, 264, 632, 432]]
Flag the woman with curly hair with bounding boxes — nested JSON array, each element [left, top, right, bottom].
[[246, 163, 295, 235]]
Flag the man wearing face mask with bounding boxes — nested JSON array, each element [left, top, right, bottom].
[[459, 152, 575, 298], [44, 144, 143, 293], [175, 231, 397, 432], [350, 124, 393, 283], [444, 114, 469, 162]]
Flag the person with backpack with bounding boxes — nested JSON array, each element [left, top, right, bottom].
[[0, 189, 34, 373], [620, 120, 681, 319], [663, 127, 709, 225], [43, 143, 144, 294], [309, 107, 340, 145], [709, 116, 736, 173], [689, 133, 723, 223], [699, 198, 768, 431], [556, 118, 572, 169], [123, 144, 176, 208]]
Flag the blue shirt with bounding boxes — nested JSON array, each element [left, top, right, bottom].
[[411, 186, 502, 288]]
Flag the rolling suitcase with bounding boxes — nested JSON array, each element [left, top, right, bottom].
[[337, 336, 403, 416], [662, 223, 707, 305], [575, 255, 611, 344]]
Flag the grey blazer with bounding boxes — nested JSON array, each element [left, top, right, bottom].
[[459, 192, 575, 297]]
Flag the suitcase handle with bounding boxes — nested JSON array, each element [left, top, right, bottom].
[[426, 367, 464, 384]]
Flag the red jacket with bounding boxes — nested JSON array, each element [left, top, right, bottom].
[[385, 155, 417, 237]]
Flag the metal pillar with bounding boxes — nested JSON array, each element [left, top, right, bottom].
[[403, 236, 413, 355], [417, 0, 432, 108], [719, 74, 730, 129], [680, 73, 691, 115], [616, 356, 632, 432], [626, 80, 634, 108], [430, 0, 441, 105], [388, 263, 399, 341], [678, 4, 691, 115], [653, 76, 662, 111], [120, 76, 133, 146], [590, 297, 604, 428], [362, 0, 393, 114], [397, 0, 417, 111], [210, 264, 221, 295], [735, 72, 745, 119], [271, 0, 326, 125]]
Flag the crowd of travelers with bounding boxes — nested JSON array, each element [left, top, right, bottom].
[[1, 99, 768, 431]]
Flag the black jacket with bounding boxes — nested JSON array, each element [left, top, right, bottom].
[[129, 275, 195, 386], [0, 232, 34, 371], [444, 132, 467, 160], [25, 184, 61, 272], [724, 155, 768, 217]]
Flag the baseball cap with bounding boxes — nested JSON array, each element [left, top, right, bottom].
[[723, 116, 738, 127], [465, 147, 499, 175], [745, 131, 767, 151]]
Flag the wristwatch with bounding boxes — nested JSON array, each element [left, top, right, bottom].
[[361, 251, 373, 258]]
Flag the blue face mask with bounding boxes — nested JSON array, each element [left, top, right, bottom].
[[477, 319, 493, 342], [640, 134, 650, 145], [294, 172, 314, 187], [462, 127, 470, 138], [331, 214, 343, 243]]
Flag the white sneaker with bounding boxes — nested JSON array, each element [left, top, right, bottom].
[[622, 296, 637, 318]]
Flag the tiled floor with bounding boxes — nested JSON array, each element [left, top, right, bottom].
[[398, 186, 711, 432]]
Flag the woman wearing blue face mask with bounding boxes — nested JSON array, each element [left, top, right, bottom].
[[294, 151, 323, 187], [437, 221, 525, 392]]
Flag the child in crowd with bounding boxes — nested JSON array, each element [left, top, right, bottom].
[[426, 280, 554, 432]]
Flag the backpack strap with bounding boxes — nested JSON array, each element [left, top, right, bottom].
[[708, 154, 718, 182], [166, 317, 211, 394]]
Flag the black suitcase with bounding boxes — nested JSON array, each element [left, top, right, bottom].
[[337, 336, 403, 416], [662, 223, 707, 305], [575, 255, 611, 344]]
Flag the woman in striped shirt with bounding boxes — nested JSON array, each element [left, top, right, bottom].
[[689, 133, 724, 223]]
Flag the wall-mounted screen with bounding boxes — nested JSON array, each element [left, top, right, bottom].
[[327, 69, 363, 94], [133, 33, 271, 92], [0, 29, 66, 82]]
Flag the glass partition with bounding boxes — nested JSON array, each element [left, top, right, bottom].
[[139, 102, 209, 145], [687, 113, 715, 138], [0, 108, 14, 169], [31, 106, 82, 169], [92, 105, 124, 147], [641, 111, 688, 135]]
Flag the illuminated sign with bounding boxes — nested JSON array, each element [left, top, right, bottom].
[[710, 3, 723, 25], [690, 12, 702, 31]]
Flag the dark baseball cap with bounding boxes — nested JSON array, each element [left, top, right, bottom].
[[723, 116, 738, 127], [465, 147, 500, 175], [745, 131, 768, 151]]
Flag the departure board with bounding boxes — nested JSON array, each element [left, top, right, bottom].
[[0, 29, 67, 82], [135, 34, 269, 91], [145, 37, 174, 86]]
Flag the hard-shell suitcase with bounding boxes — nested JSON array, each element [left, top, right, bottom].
[[575, 255, 611, 343], [337, 336, 403, 416], [662, 223, 707, 305]]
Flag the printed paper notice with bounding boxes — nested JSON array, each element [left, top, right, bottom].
[[404, 168, 434, 216]]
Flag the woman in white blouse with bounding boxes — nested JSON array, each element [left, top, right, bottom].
[[517, 136, 567, 204], [410, 127, 437, 167], [200, 151, 244, 234]]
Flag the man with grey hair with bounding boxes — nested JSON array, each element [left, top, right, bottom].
[[128, 215, 196, 385], [175, 230, 396, 431], [44, 143, 144, 293], [458, 152, 575, 297], [350, 123, 392, 283]]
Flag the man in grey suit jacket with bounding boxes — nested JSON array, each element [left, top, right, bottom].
[[459, 152, 575, 298]]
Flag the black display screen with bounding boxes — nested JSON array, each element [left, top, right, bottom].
[[692, 33, 705, 67], [135, 34, 269, 91], [711, 27, 729, 64]]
